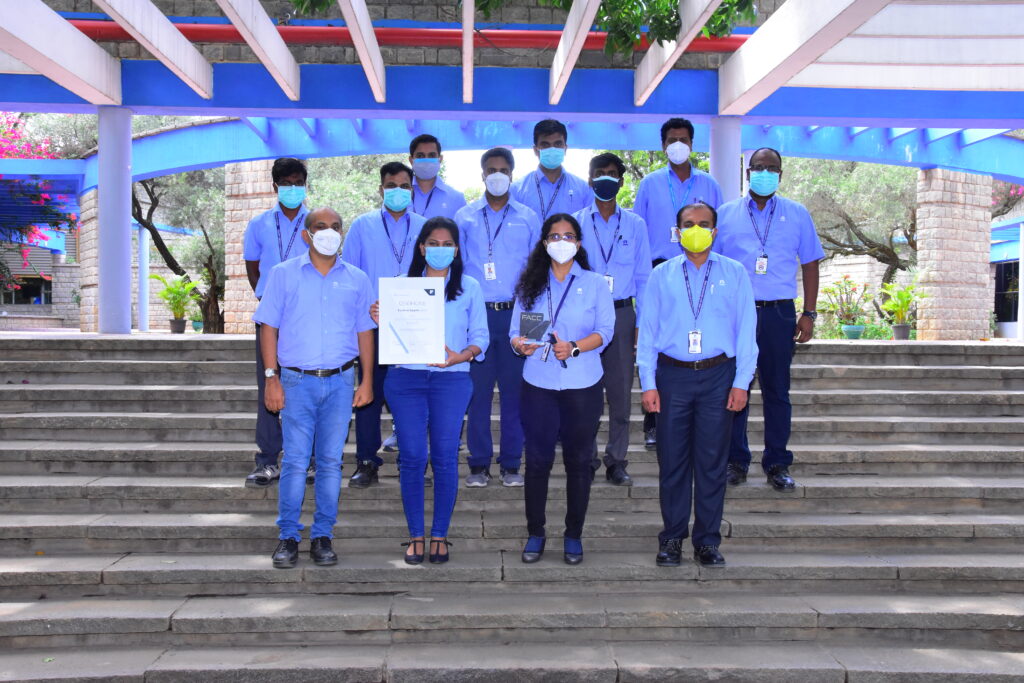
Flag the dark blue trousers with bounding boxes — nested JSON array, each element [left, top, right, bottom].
[[467, 307, 525, 471], [354, 328, 388, 467], [656, 357, 735, 548], [254, 323, 283, 466], [730, 300, 796, 473]]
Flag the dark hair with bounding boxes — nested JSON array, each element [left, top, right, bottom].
[[660, 118, 695, 145], [514, 213, 592, 310], [589, 152, 625, 178], [749, 147, 783, 166], [533, 119, 568, 145], [408, 217, 464, 303], [676, 201, 718, 228], [271, 157, 307, 184], [480, 147, 515, 171], [380, 161, 413, 184], [409, 134, 441, 157]]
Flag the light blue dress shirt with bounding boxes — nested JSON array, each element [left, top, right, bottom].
[[510, 262, 616, 391], [454, 197, 541, 303], [242, 205, 309, 299], [412, 177, 467, 220], [637, 252, 758, 392], [633, 166, 723, 262], [573, 202, 652, 316], [341, 207, 427, 299], [511, 168, 594, 221], [713, 194, 826, 301], [253, 251, 376, 370], [401, 273, 490, 373]]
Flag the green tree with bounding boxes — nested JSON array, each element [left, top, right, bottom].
[[305, 154, 399, 225]]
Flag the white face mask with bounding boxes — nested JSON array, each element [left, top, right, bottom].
[[666, 141, 691, 165], [546, 240, 577, 264], [484, 172, 511, 197], [310, 228, 341, 256]]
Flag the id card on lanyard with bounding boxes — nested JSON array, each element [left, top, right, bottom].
[[381, 211, 412, 275], [482, 204, 510, 281], [747, 198, 777, 275], [534, 172, 566, 219], [667, 172, 693, 243], [592, 209, 621, 293], [542, 274, 576, 366], [276, 211, 303, 261], [683, 260, 713, 355]]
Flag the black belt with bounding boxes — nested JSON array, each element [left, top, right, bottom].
[[486, 300, 515, 311], [658, 352, 730, 371], [613, 298, 633, 309], [755, 299, 790, 308], [284, 359, 356, 377]]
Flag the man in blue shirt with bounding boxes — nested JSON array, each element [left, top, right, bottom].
[[254, 207, 376, 569], [342, 162, 427, 488], [512, 119, 593, 221], [455, 148, 541, 488], [242, 157, 309, 489], [408, 133, 468, 220], [573, 153, 651, 486], [639, 202, 757, 568], [634, 118, 724, 451], [714, 148, 824, 492]]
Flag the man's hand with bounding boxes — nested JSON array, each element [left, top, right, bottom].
[[551, 331, 573, 361], [642, 389, 661, 414], [794, 315, 814, 344], [726, 387, 748, 412], [265, 377, 284, 412], [429, 345, 469, 368], [369, 300, 380, 324], [353, 382, 373, 408]]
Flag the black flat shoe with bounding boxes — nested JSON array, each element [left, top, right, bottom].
[[429, 538, 452, 564], [521, 535, 545, 563], [656, 538, 683, 567], [766, 465, 796, 491], [272, 538, 298, 568], [348, 460, 379, 489], [726, 463, 747, 487], [694, 545, 726, 567], [403, 539, 425, 565], [563, 537, 583, 565], [309, 536, 337, 566], [644, 427, 657, 451], [606, 463, 633, 486]]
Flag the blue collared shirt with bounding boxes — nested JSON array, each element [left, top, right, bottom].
[[412, 177, 467, 220], [633, 166, 723, 262], [455, 197, 541, 303], [573, 202, 652, 317], [252, 251, 376, 370], [637, 252, 758, 392], [341, 207, 427, 299], [713, 194, 826, 301], [511, 168, 594, 221], [242, 205, 309, 298], [401, 273, 490, 373], [510, 262, 615, 391]]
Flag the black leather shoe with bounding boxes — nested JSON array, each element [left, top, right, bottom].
[[644, 427, 657, 451], [563, 537, 583, 565], [694, 545, 726, 567], [606, 463, 633, 486], [521, 535, 545, 563], [726, 463, 747, 487], [348, 460, 379, 489], [766, 465, 796, 491], [309, 536, 337, 566], [403, 539, 425, 565], [656, 538, 683, 567], [272, 538, 299, 568], [429, 538, 452, 564]]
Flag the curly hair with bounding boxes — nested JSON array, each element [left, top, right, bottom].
[[514, 213, 592, 310]]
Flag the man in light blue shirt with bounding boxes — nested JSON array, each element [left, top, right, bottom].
[[254, 207, 376, 569], [342, 161, 427, 488], [511, 119, 593, 221], [714, 148, 825, 492], [241, 157, 309, 489], [573, 153, 651, 486], [638, 202, 757, 569], [455, 147, 541, 488], [408, 133, 467, 220]]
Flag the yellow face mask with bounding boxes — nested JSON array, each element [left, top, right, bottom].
[[679, 226, 713, 253]]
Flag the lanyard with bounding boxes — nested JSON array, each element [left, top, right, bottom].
[[667, 171, 694, 213], [682, 260, 713, 324], [546, 274, 577, 329], [590, 209, 622, 271], [746, 198, 777, 255], [534, 172, 566, 219], [275, 211, 303, 261], [482, 204, 511, 259], [415, 186, 436, 215], [380, 211, 412, 272]]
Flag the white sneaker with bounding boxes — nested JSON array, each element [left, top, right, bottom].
[[500, 468, 524, 487]]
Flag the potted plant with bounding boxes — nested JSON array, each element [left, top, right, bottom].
[[190, 308, 204, 333], [821, 275, 872, 340], [150, 273, 200, 334], [880, 281, 923, 340]]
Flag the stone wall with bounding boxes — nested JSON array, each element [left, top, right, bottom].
[[223, 160, 275, 335], [51, 263, 81, 329], [915, 169, 993, 340]]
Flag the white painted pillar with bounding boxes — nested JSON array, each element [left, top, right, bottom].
[[709, 116, 743, 202], [1018, 222, 1023, 340], [137, 225, 150, 332], [97, 106, 133, 334]]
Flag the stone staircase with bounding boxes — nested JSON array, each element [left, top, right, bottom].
[[0, 335, 1023, 681]]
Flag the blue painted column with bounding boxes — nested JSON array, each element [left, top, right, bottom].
[[97, 106, 133, 334], [137, 225, 149, 332], [709, 116, 743, 203]]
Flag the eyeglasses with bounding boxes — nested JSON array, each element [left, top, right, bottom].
[[547, 233, 577, 242], [749, 165, 781, 173]]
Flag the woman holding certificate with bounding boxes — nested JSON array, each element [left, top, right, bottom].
[[372, 217, 488, 564], [509, 213, 615, 565]]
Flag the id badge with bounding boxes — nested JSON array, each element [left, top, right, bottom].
[[755, 255, 769, 275], [484, 262, 497, 281], [541, 343, 552, 363], [604, 274, 615, 293], [670, 226, 680, 243], [688, 330, 702, 355]]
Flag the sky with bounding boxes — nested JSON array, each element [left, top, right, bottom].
[[441, 148, 596, 192]]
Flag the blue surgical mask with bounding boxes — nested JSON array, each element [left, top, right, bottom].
[[749, 170, 780, 196], [277, 185, 306, 209], [412, 158, 440, 180], [383, 187, 412, 212], [591, 176, 620, 202], [538, 147, 566, 170], [425, 246, 456, 270]]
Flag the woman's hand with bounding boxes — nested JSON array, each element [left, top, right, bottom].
[[512, 336, 540, 356], [429, 346, 470, 368], [551, 331, 573, 361], [369, 300, 380, 324]]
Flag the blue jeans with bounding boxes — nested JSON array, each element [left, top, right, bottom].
[[385, 368, 473, 538], [467, 307, 525, 470], [277, 367, 355, 541]]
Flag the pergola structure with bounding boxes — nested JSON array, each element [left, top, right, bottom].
[[2, 0, 1023, 337]]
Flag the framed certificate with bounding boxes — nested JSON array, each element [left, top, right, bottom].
[[378, 277, 446, 365]]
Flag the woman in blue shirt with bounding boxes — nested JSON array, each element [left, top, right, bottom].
[[509, 213, 615, 565], [374, 217, 489, 564]]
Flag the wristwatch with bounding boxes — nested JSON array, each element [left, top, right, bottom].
[[570, 341, 581, 358], [264, 368, 277, 379], [801, 310, 818, 322]]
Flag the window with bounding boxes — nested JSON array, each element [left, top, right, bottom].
[[994, 261, 1019, 323], [0, 277, 51, 305]]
